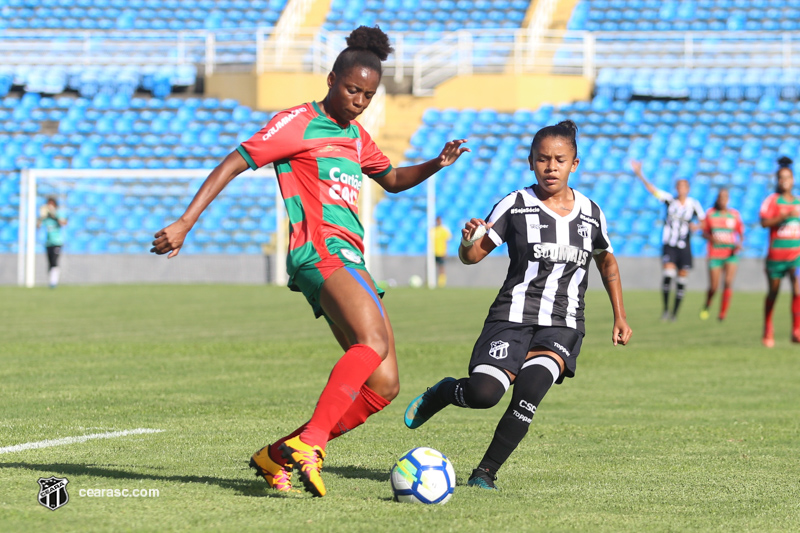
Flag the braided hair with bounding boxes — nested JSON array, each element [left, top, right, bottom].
[[331, 26, 394, 78]]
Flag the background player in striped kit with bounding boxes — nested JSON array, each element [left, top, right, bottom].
[[404, 121, 632, 489], [759, 156, 800, 347], [151, 26, 470, 497], [631, 161, 705, 321], [700, 188, 744, 321]]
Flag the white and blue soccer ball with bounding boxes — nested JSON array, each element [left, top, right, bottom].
[[390, 447, 456, 504]]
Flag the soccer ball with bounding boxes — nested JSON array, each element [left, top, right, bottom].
[[390, 447, 456, 504], [408, 274, 423, 288]]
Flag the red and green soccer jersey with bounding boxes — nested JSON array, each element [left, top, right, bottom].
[[236, 101, 392, 278], [703, 208, 744, 259], [759, 193, 800, 262]]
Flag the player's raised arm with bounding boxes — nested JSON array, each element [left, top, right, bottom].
[[373, 139, 470, 193], [630, 160, 659, 197], [594, 250, 632, 346], [151, 150, 250, 258]]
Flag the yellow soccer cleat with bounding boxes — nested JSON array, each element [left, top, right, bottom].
[[279, 436, 327, 497], [249, 444, 294, 492]]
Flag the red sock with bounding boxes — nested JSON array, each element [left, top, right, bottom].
[[705, 289, 715, 309], [719, 288, 732, 318], [329, 383, 391, 439], [792, 295, 800, 334], [765, 296, 777, 336], [300, 344, 382, 448], [269, 384, 391, 466]]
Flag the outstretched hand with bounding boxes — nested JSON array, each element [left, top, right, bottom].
[[612, 317, 632, 346], [151, 219, 191, 258], [437, 139, 470, 168], [630, 160, 642, 174]]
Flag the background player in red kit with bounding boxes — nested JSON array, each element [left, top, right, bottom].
[[150, 26, 469, 496], [700, 188, 744, 321], [759, 156, 800, 347]]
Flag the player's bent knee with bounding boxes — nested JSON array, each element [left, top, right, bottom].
[[464, 370, 508, 409]]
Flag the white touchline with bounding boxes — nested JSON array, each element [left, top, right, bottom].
[[0, 429, 164, 455]]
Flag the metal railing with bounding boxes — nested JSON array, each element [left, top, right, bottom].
[[2, 29, 800, 95]]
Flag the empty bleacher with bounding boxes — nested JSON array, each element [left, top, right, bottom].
[[380, 95, 790, 258]]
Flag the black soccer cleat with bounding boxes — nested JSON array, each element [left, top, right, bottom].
[[467, 468, 499, 490]]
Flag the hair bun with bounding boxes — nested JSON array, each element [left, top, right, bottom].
[[556, 120, 578, 137], [345, 25, 394, 61], [778, 156, 794, 168]]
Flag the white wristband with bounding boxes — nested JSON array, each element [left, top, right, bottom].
[[461, 236, 474, 248]]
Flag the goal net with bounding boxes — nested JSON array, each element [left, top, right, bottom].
[[17, 167, 387, 288]]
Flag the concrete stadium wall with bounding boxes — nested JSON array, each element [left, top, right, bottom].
[[0, 253, 780, 293]]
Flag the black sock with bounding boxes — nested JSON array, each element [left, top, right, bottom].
[[662, 275, 673, 312], [435, 374, 505, 409], [477, 362, 554, 476], [673, 277, 686, 316]]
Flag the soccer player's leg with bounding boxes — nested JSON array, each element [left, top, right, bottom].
[[470, 327, 579, 489], [702, 261, 722, 320], [763, 266, 782, 347], [405, 321, 524, 429], [789, 266, 800, 343], [661, 249, 677, 321], [280, 266, 388, 496], [718, 258, 738, 321]]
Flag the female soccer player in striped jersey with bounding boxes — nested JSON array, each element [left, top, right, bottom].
[[759, 156, 800, 347], [403, 121, 632, 489], [631, 161, 705, 321], [700, 188, 744, 321], [151, 26, 469, 497]]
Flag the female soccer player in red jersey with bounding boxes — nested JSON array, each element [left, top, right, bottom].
[[759, 156, 800, 347], [404, 121, 632, 489], [150, 26, 470, 497], [700, 188, 744, 321]]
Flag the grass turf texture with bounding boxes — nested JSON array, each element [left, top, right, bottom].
[[1, 285, 799, 532]]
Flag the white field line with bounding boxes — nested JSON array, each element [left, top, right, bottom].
[[0, 428, 164, 455]]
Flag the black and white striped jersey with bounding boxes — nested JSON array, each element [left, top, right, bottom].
[[654, 189, 705, 249], [483, 186, 613, 333]]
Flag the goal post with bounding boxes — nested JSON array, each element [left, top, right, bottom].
[[18, 167, 286, 288], [17, 167, 385, 288]]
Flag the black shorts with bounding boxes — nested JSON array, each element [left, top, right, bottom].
[[662, 244, 692, 271], [435, 256, 445, 266], [469, 321, 584, 384], [46, 246, 61, 269]]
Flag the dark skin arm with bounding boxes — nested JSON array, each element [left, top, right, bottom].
[[761, 205, 800, 228], [374, 139, 469, 193], [594, 251, 633, 346], [151, 151, 250, 257]]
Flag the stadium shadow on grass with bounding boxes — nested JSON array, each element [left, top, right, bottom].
[[0, 462, 295, 499]]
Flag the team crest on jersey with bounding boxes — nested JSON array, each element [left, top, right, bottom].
[[341, 248, 362, 264], [488, 340, 510, 360], [37, 476, 69, 511], [577, 223, 591, 239]]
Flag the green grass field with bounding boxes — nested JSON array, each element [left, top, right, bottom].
[[1, 284, 799, 532]]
